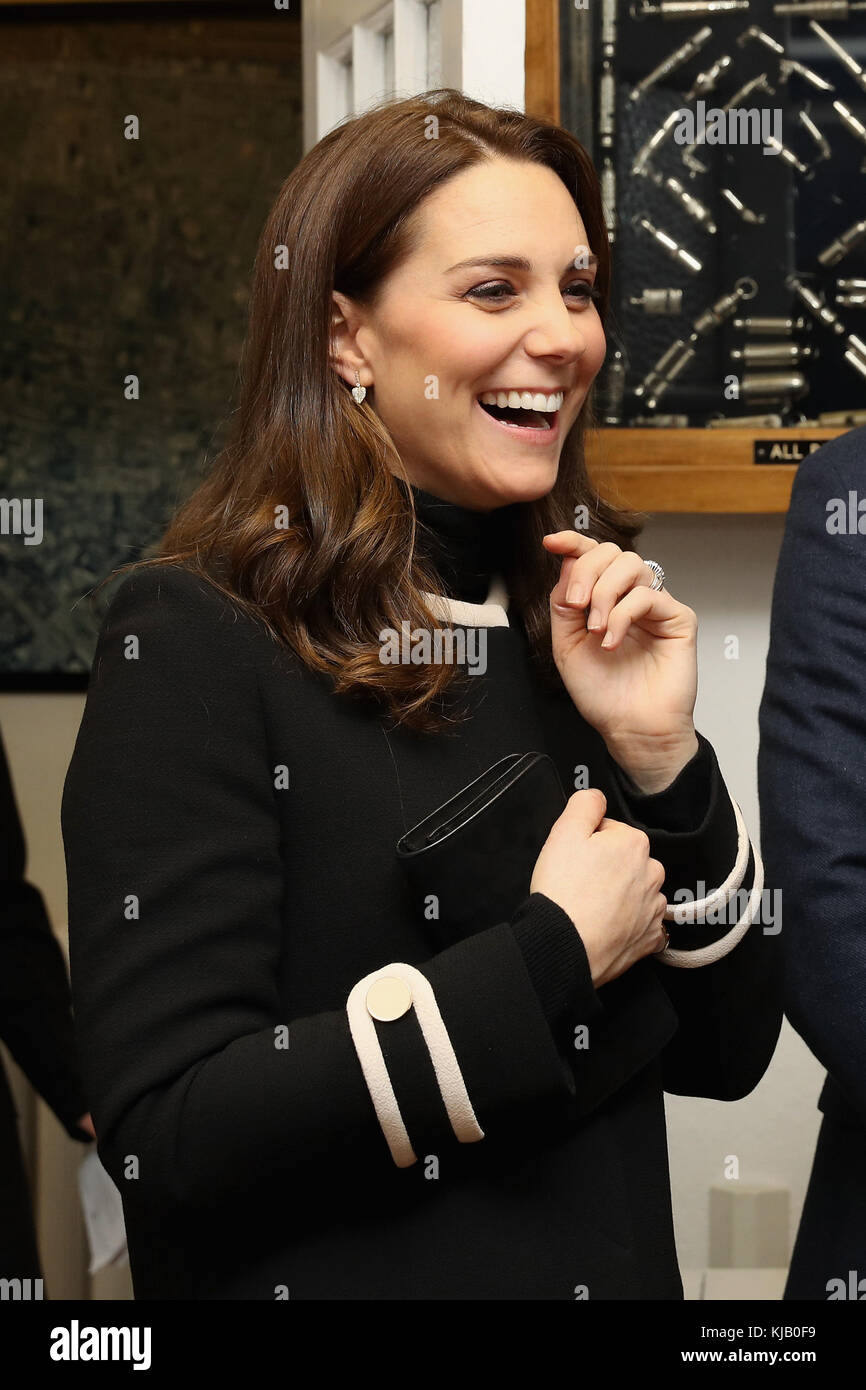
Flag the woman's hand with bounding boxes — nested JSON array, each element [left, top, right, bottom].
[[530, 787, 668, 988], [543, 531, 699, 790]]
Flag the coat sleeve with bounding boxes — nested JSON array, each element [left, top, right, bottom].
[[599, 732, 783, 1101], [62, 563, 618, 1217], [0, 729, 90, 1140], [758, 444, 866, 1125]]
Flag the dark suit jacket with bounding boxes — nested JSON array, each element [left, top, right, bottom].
[[0, 727, 91, 1277], [758, 423, 866, 1299]]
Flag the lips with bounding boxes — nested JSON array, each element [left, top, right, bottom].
[[474, 397, 560, 444]]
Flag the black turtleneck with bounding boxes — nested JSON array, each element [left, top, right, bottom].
[[400, 480, 517, 604]]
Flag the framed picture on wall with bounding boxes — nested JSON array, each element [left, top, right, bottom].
[[0, 0, 301, 686]]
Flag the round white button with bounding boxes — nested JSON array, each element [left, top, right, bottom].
[[366, 977, 413, 1022]]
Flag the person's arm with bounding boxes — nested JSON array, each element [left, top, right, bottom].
[[598, 732, 782, 1100], [0, 732, 91, 1141], [758, 443, 866, 1125], [64, 564, 648, 1217]]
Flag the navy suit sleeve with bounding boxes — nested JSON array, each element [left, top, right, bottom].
[[758, 433, 866, 1125]]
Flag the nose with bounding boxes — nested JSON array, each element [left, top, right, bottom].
[[522, 290, 591, 364]]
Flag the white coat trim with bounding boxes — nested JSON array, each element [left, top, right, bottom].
[[420, 573, 509, 628], [663, 794, 752, 924], [346, 961, 485, 1167], [657, 792, 765, 968]]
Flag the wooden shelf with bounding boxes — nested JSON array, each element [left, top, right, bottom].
[[585, 426, 849, 514]]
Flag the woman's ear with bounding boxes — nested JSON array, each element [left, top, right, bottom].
[[330, 290, 371, 389]]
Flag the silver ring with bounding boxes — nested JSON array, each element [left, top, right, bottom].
[[653, 925, 670, 955], [643, 559, 665, 592]]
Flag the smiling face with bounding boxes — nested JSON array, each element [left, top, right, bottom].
[[330, 157, 608, 511]]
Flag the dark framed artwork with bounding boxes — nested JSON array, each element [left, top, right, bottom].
[[0, 0, 302, 688], [560, 0, 866, 430]]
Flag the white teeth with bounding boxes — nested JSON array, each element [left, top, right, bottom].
[[478, 390, 563, 412]]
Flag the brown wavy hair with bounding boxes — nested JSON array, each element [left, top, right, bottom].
[[100, 88, 645, 733]]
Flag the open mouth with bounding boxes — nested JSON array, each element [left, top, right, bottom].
[[478, 400, 556, 430]]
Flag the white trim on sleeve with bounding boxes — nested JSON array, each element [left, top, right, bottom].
[[346, 961, 485, 1167], [657, 794, 765, 969]]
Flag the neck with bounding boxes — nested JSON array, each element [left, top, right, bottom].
[[397, 477, 516, 605]]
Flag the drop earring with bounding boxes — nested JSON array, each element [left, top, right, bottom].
[[351, 371, 367, 406]]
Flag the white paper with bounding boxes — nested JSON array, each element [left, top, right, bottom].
[[77, 1148, 128, 1275]]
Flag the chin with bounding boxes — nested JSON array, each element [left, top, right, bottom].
[[483, 461, 560, 505]]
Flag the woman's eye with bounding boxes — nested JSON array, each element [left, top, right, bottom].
[[564, 281, 601, 304], [466, 281, 516, 302], [466, 280, 600, 305]]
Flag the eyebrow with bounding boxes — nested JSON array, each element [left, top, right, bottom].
[[445, 253, 599, 275]]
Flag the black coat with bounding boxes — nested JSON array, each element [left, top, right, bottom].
[[758, 424, 866, 1300], [0, 728, 90, 1279], [62, 560, 782, 1299]]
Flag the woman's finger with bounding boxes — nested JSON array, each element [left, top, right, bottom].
[[598, 585, 692, 649], [542, 531, 600, 554], [546, 539, 623, 609], [577, 550, 649, 629], [542, 532, 599, 587], [549, 552, 581, 613]]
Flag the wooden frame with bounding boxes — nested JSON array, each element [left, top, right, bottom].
[[525, 0, 559, 125]]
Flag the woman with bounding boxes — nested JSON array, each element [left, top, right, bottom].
[[62, 89, 781, 1300]]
